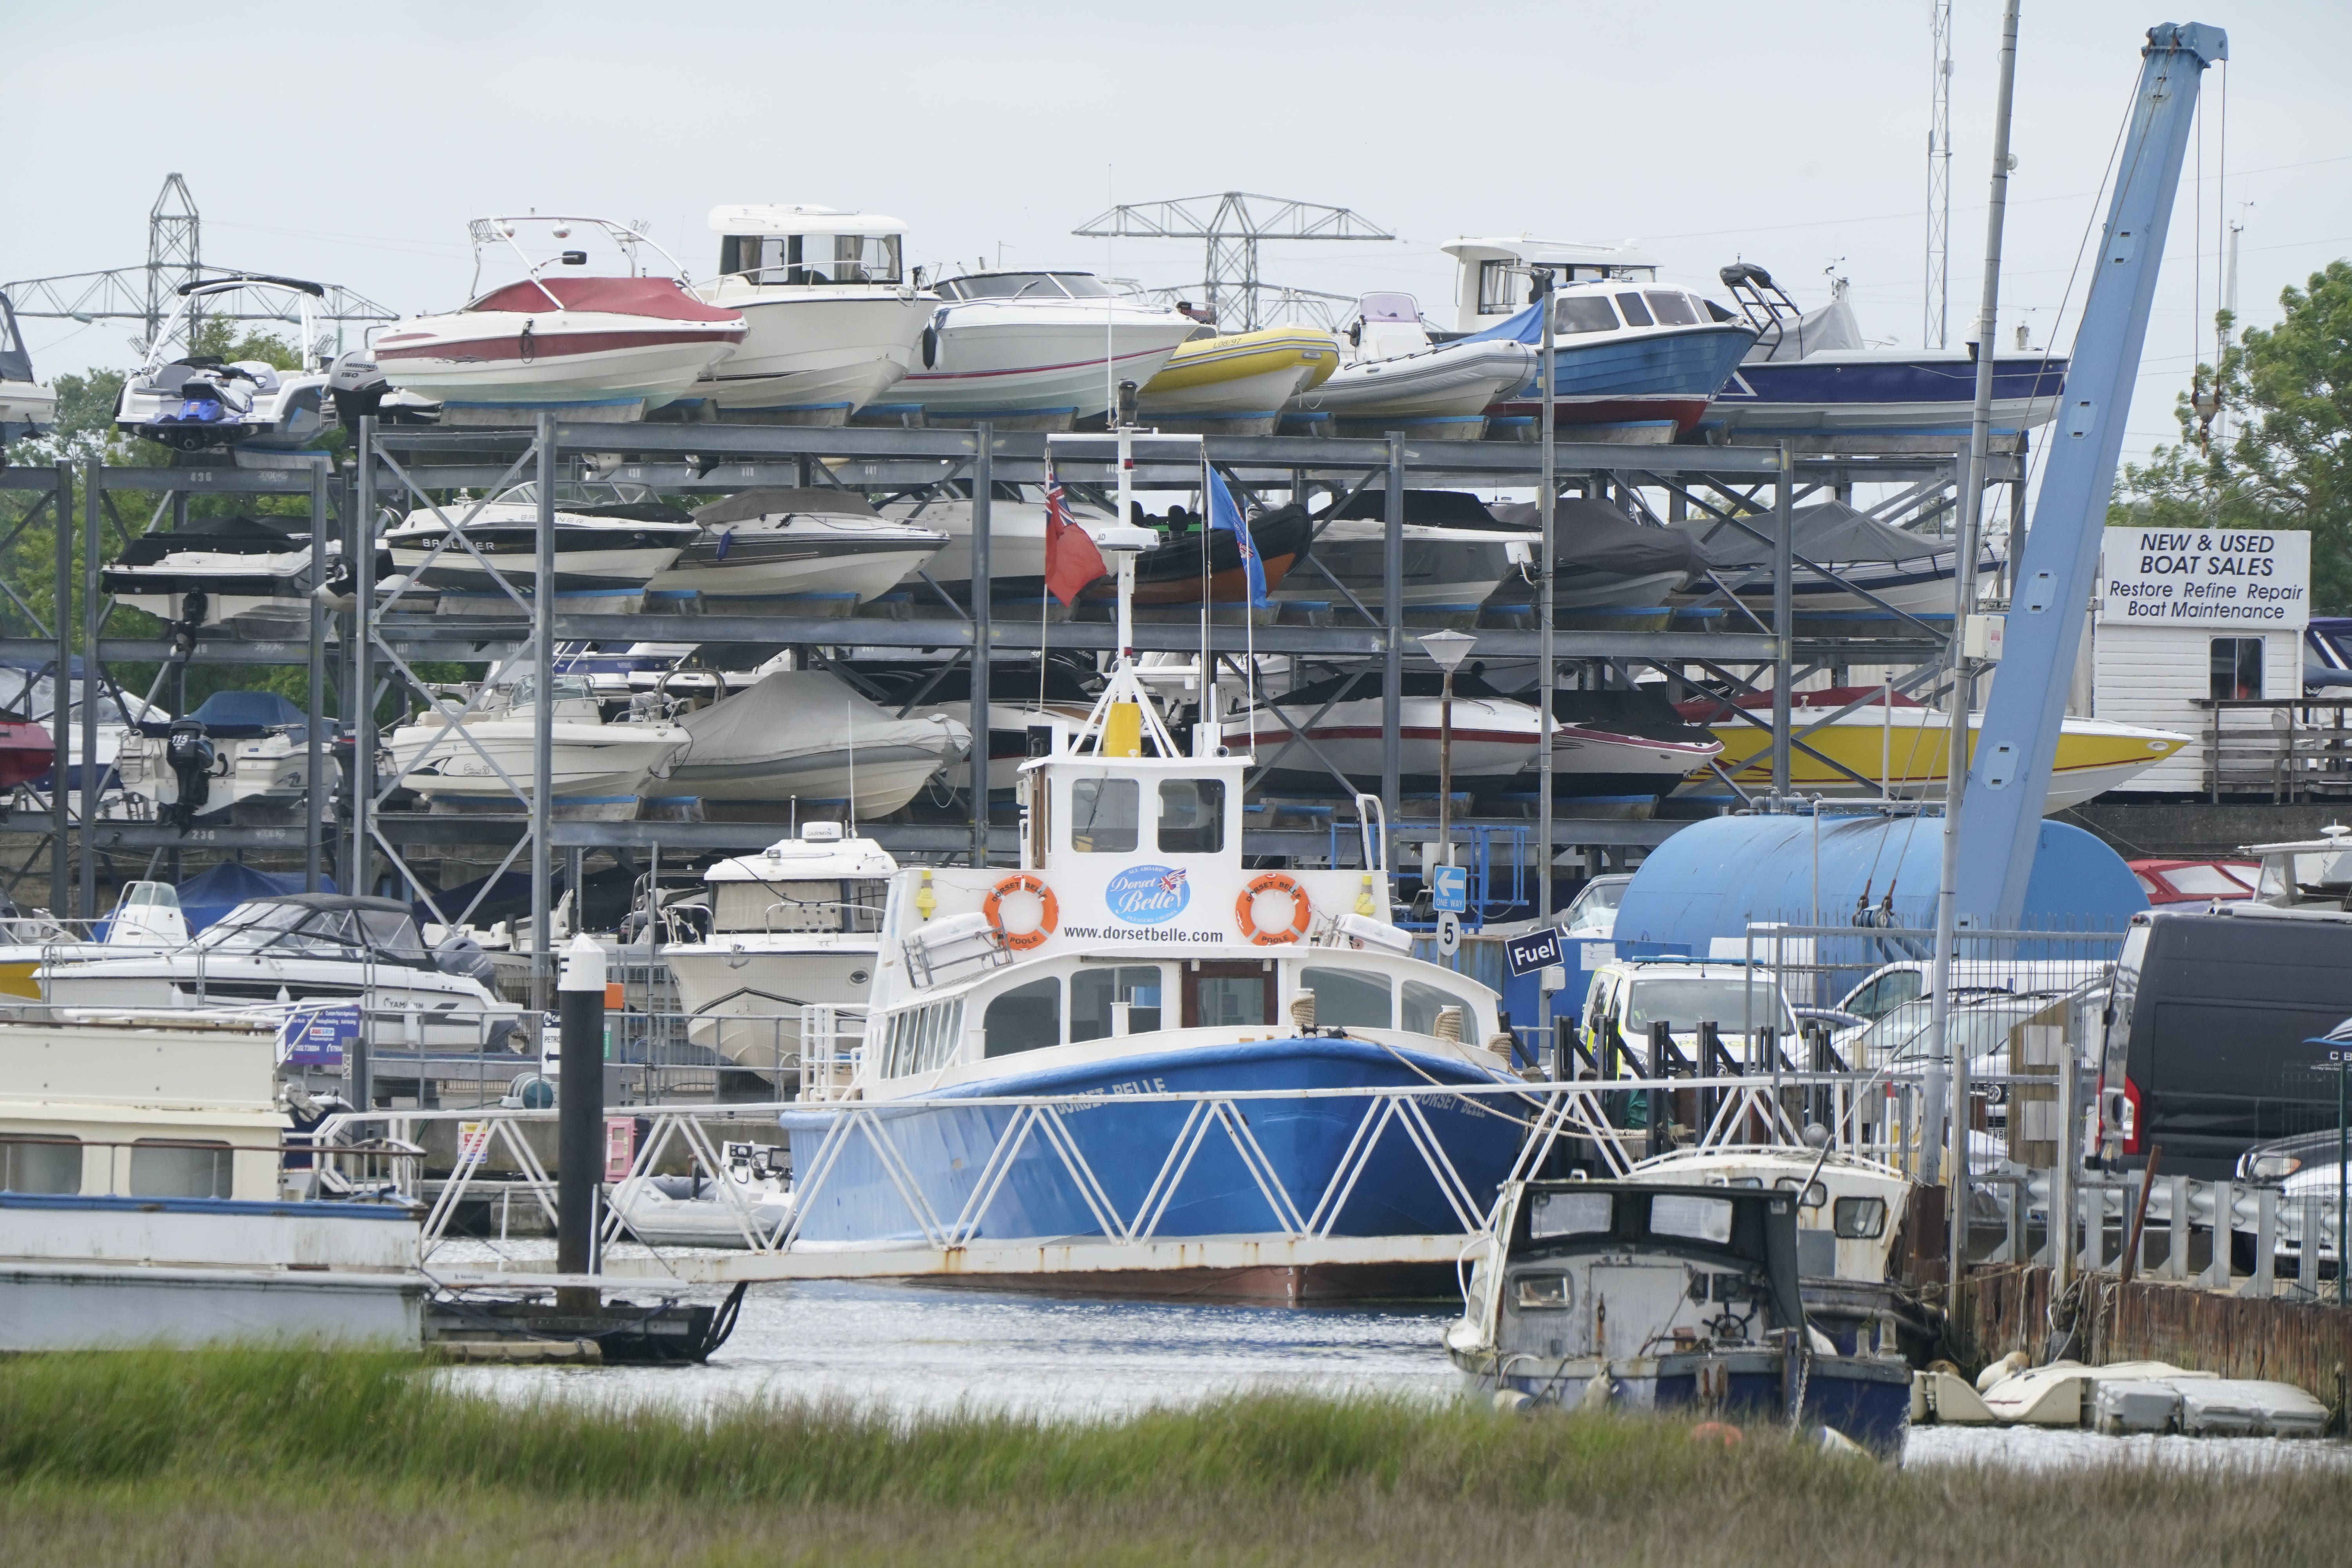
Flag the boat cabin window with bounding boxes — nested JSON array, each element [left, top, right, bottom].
[[499, 479, 662, 509], [0, 1135, 80, 1194], [197, 901, 428, 964], [714, 879, 884, 934], [1069, 778, 1139, 853], [1299, 965, 1390, 1029], [1512, 1272, 1572, 1310], [1554, 294, 1620, 334], [359, 910, 429, 959], [724, 234, 902, 286], [1359, 292, 1419, 324], [1071, 965, 1164, 1041], [129, 1138, 231, 1200], [1833, 1196, 1887, 1239], [1402, 978, 1477, 1036], [1772, 1177, 1828, 1209], [1156, 779, 1225, 855], [1614, 292, 1655, 328], [1529, 1190, 1612, 1238], [1477, 260, 1523, 316], [1183, 961, 1273, 1029], [1643, 290, 1700, 327], [1650, 1193, 1732, 1244], [984, 976, 1062, 1057]]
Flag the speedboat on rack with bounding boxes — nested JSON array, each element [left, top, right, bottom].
[[102, 513, 353, 639], [1287, 293, 1531, 438], [1292, 489, 1533, 611], [114, 275, 339, 460], [372, 217, 745, 419], [1236, 669, 1544, 792], [386, 675, 689, 818], [382, 478, 699, 596], [659, 669, 971, 818], [649, 487, 946, 604], [1670, 499, 1997, 619], [1135, 323, 1341, 435], [864, 271, 1197, 429], [1705, 263, 2067, 436], [1487, 497, 1708, 610], [686, 206, 937, 423], [0, 292, 55, 442], [114, 689, 338, 826]]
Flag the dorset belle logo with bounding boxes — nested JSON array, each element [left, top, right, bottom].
[[1105, 864, 1190, 925]]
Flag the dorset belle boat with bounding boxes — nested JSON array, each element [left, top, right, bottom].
[[372, 217, 745, 416], [1135, 324, 1341, 434]]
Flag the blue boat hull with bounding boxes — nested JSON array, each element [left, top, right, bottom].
[[1488, 325, 1756, 431], [1473, 1351, 1912, 1455], [782, 1038, 1524, 1244], [1704, 354, 2068, 433]]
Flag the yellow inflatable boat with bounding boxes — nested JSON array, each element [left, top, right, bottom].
[[1136, 325, 1339, 429]]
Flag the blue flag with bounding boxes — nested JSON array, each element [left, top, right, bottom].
[[1206, 468, 1267, 607]]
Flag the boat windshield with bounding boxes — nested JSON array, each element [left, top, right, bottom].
[[495, 480, 662, 508], [507, 675, 597, 711], [943, 273, 1107, 301], [195, 901, 430, 962]]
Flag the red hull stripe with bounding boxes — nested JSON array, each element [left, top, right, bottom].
[[376, 327, 742, 363]]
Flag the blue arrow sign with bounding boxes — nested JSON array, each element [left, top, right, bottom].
[[1431, 864, 1468, 914]]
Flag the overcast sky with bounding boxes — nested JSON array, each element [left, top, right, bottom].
[[9, 0, 2345, 456]]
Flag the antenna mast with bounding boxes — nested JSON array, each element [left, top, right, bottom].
[[1924, 1, 1954, 350], [146, 173, 201, 356]]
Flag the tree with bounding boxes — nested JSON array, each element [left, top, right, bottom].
[[2113, 259, 2352, 614]]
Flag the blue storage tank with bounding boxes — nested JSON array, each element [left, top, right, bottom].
[[1612, 807, 2146, 958]]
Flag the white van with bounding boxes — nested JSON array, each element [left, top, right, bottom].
[[1578, 958, 1802, 1070]]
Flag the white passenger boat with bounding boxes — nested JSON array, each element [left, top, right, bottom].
[[865, 271, 1196, 427], [659, 669, 970, 817], [687, 205, 937, 422], [649, 487, 946, 603], [373, 217, 744, 415], [114, 276, 339, 458], [115, 690, 337, 826], [0, 291, 56, 442], [655, 822, 897, 1085], [383, 479, 699, 592], [387, 675, 689, 815], [39, 893, 525, 1051], [1286, 293, 1532, 433]]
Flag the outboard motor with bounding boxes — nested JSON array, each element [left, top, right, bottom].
[[162, 716, 216, 825], [432, 934, 499, 987], [328, 350, 391, 425]]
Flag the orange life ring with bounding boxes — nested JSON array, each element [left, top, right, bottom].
[[983, 873, 1058, 951], [1236, 873, 1311, 946]]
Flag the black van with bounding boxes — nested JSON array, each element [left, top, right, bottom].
[[2098, 905, 2352, 1177]]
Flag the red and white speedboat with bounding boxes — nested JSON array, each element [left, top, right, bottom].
[[373, 217, 745, 414]]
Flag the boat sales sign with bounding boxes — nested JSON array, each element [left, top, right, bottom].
[[2098, 527, 2309, 629]]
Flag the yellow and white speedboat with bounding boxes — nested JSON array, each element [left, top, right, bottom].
[[1136, 324, 1339, 431], [1680, 688, 2189, 813]]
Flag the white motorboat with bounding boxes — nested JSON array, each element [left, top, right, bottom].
[[101, 512, 343, 635], [1238, 670, 1545, 790], [649, 487, 946, 603], [0, 663, 162, 798], [686, 206, 937, 422], [0, 880, 188, 1001], [387, 676, 688, 815], [878, 491, 1102, 592], [656, 822, 898, 1082], [1671, 499, 1999, 619], [609, 1142, 794, 1246], [1532, 688, 1726, 797], [1285, 294, 1532, 432], [38, 893, 525, 1050], [115, 690, 337, 826], [114, 276, 338, 458], [659, 669, 970, 817], [1281, 507, 1531, 611], [0, 292, 55, 442], [372, 217, 744, 415], [383, 479, 699, 593], [864, 271, 1196, 427]]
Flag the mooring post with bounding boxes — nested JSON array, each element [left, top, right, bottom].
[[556, 933, 606, 1308]]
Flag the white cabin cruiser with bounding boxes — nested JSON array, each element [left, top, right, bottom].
[[373, 217, 744, 415], [866, 272, 1196, 428], [383, 479, 699, 593], [114, 276, 338, 459], [649, 487, 946, 603], [39, 893, 524, 1051], [0, 292, 56, 442], [688, 206, 936, 422], [114, 690, 338, 826], [387, 675, 688, 816], [656, 822, 897, 1087], [1286, 293, 1532, 434]]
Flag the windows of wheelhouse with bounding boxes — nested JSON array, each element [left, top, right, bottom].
[[880, 998, 966, 1076], [1071, 965, 1164, 1042], [0, 1134, 80, 1194], [129, 1138, 231, 1200], [1402, 979, 1476, 1036], [1069, 778, 1139, 853], [1298, 965, 1391, 1029], [984, 977, 1062, 1058], [712, 878, 885, 935], [1156, 779, 1224, 854], [1477, 260, 1523, 317], [1642, 290, 1700, 327], [1183, 962, 1274, 1029], [1554, 295, 1620, 335], [719, 233, 900, 285], [1614, 292, 1655, 328]]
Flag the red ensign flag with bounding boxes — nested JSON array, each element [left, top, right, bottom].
[[1042, 470, 1107, 606]]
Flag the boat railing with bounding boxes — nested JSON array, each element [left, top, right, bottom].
[[2192, 696, 2352, 803], [797, 1002, 868, 1103]]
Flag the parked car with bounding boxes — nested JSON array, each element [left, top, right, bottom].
[[1832, 958, 2112, 1026], [1562, 873, 1632, 938], [1577, 958, 1800, 1070], [2098, 905, 2352, 1177]]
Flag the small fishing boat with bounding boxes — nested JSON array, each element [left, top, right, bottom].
[[0, 880, 185, 1000], [688, 205, 936, 421], [866, 271, 1197, 428], [609, 1142, 793, 1247], [1136, 323, 1341, 433], [655, 822, 898, 1086], [1671, 499, 1999, 619], [1677, 686, 2190, 811], [0, 292, 55, 441], [101, 513, 346, 634], [387, 676, 688, 816], [1445, 1179, 1912, 1451], [114, 276, 338, 457], [1706, 263, 2068, 436], [659, 669, 970, 817], [648, 487, 946, 603], [372, 217, 745, 416], [382, 479, 699, 592], [114, 690, 336, 826], [1288, 293, 1532, 435]]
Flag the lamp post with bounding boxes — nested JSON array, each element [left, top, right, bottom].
[[1419, 629, 1477, 875]]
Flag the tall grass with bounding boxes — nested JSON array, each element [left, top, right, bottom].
[[2, 1352, 2347, 1567]]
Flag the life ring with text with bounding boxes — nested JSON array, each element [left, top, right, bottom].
[[984, 873, 1058, 951], [1236, 873, 1311, 946]]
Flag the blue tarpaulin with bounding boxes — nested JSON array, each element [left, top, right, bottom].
[[174, 860, 333, 934]]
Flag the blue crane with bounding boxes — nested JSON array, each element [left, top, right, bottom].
[[1955, 21, 2228, 927]]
